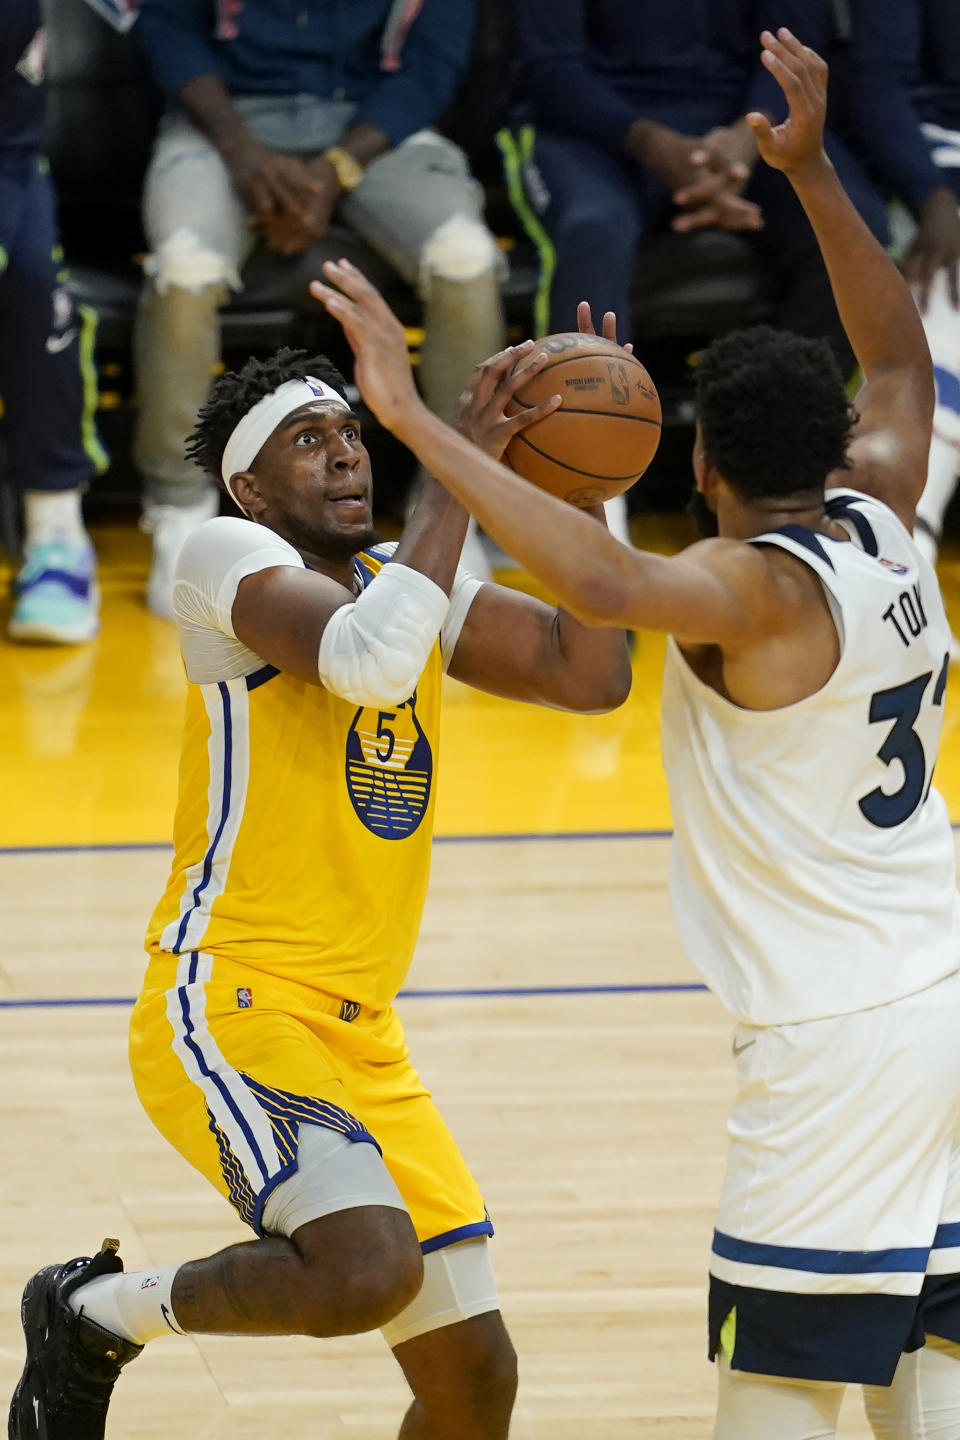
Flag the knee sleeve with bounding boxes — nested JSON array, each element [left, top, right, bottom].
[[380, 1238, 499, 1349], [261, 1125, 407, 1238], [714, 1355, 844, 1440], [864, 1336, 960, 1440], [419, 215, 501, 289], [144, 225, 240, 294]]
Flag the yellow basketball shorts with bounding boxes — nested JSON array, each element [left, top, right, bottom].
[[129, 950, 492, 1251]]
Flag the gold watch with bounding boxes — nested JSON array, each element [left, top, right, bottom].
[[324, 146, 364, 191]]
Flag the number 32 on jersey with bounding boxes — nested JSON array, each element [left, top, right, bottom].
[[859, 652, 950, 829]]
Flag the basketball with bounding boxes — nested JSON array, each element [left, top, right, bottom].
[[504, 333, 662, 507]]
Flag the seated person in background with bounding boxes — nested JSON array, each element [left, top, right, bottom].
[[503, 0, 888, 376], [1, 0, 107, 645], [134, 0, 504, 617], [846, 0, 960, 579]]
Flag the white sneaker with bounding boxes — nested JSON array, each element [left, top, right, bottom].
[[144, 494, 219, 620]]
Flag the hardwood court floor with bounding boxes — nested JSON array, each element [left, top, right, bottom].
[[3, 517, 959, 1435], [0, 840, 882, 1438]]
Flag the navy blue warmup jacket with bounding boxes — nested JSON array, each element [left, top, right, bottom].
[[0, 0, 45, 151], [510, 0, 833, 148], [847, 0, 960, 212], [137, 0, 478, 146]]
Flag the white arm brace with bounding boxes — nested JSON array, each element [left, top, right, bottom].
[[317, 561, 450, 706]]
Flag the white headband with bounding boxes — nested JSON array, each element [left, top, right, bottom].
[[221, 376, 350, 508]]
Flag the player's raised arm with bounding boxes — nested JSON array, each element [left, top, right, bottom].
[[747, 28, 934, 528], [310, 260, 793, 647]]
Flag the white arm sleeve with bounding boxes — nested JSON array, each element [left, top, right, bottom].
[[173, 516, 304, 684], [365, 541, 484, 672], [318, 562, 450, 706]]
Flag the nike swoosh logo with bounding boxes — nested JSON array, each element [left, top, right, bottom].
[[45, 328, 77, 354], [733, 1039, 756, 1056], [161, 1302, 181, 1334]]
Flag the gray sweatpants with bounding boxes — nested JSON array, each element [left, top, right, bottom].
[[135, 95, 505, 506]]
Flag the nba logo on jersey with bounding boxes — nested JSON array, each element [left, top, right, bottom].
[[236, 987, 253, 1009]]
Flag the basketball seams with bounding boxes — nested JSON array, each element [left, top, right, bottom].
[[511, 427, 646, 482], [504, 333, 661, 501], [520, 406, 661, 426]]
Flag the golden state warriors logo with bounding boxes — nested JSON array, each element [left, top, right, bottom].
[[345, 690, 433, 839]]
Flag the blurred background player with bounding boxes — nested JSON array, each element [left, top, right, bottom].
[[503, 0, 889, 378], [133, 0, 504, 617], [8, 331, 630, 1440], [312, 31, 960, 1438], [846, 0, 960, 581], [0, 0, 106, 644]]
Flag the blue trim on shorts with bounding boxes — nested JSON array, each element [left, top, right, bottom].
[[245, 663, 280, 691], [934, 1222, 960, 1249], [248, 1133, 382, 1238], [712, 1229, 929, 1274], [420, 1220, 494, 1256]]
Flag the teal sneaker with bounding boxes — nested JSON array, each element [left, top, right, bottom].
[[8, 539, 100, 644]]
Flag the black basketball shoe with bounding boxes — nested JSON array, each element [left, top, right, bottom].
[[8, 1238, 143, 1439]]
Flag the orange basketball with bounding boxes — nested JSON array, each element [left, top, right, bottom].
[[504, 333, 661, 507]]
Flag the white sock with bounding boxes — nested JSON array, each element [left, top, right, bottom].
[[68, 1263, 187, 1344], [23, 489, 88, 548], [864, 1335, 960, 1439]]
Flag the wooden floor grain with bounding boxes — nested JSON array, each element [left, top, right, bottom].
[[0, 840, 878, 1436]]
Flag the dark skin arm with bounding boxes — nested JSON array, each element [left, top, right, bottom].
[[746, 29, 934, 529], [301, 271, 632, 712], [230, 475, 470, 685], [311, 280, 832, 710], [228, 336, 560, 686], [445, 309, 632, 711], [309, 34, 931, 694]]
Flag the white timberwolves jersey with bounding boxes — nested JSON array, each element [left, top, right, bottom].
[[662, 488, 960, 1026]]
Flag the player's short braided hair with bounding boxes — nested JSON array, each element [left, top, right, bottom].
[[185, 347, 350, 479], [695, 325, 855, 501]]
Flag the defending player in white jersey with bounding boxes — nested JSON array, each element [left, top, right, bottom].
[[307, 27, 960, 1440]]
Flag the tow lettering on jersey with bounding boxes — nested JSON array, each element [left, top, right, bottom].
[[881, 582, 928, 648]]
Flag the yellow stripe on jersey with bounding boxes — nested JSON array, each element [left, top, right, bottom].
[[145, 550, 441, 1009]]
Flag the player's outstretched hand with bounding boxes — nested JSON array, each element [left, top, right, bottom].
[[746, 29, 828, 175], [576, 301, 634, 353], [309, 259, 418, 429], [453, 344, 562, 461]]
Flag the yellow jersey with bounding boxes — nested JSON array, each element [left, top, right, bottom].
[[146, 541, 447, 1011]]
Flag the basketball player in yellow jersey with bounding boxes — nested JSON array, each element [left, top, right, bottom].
[[9, 327, 631, 1438]]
